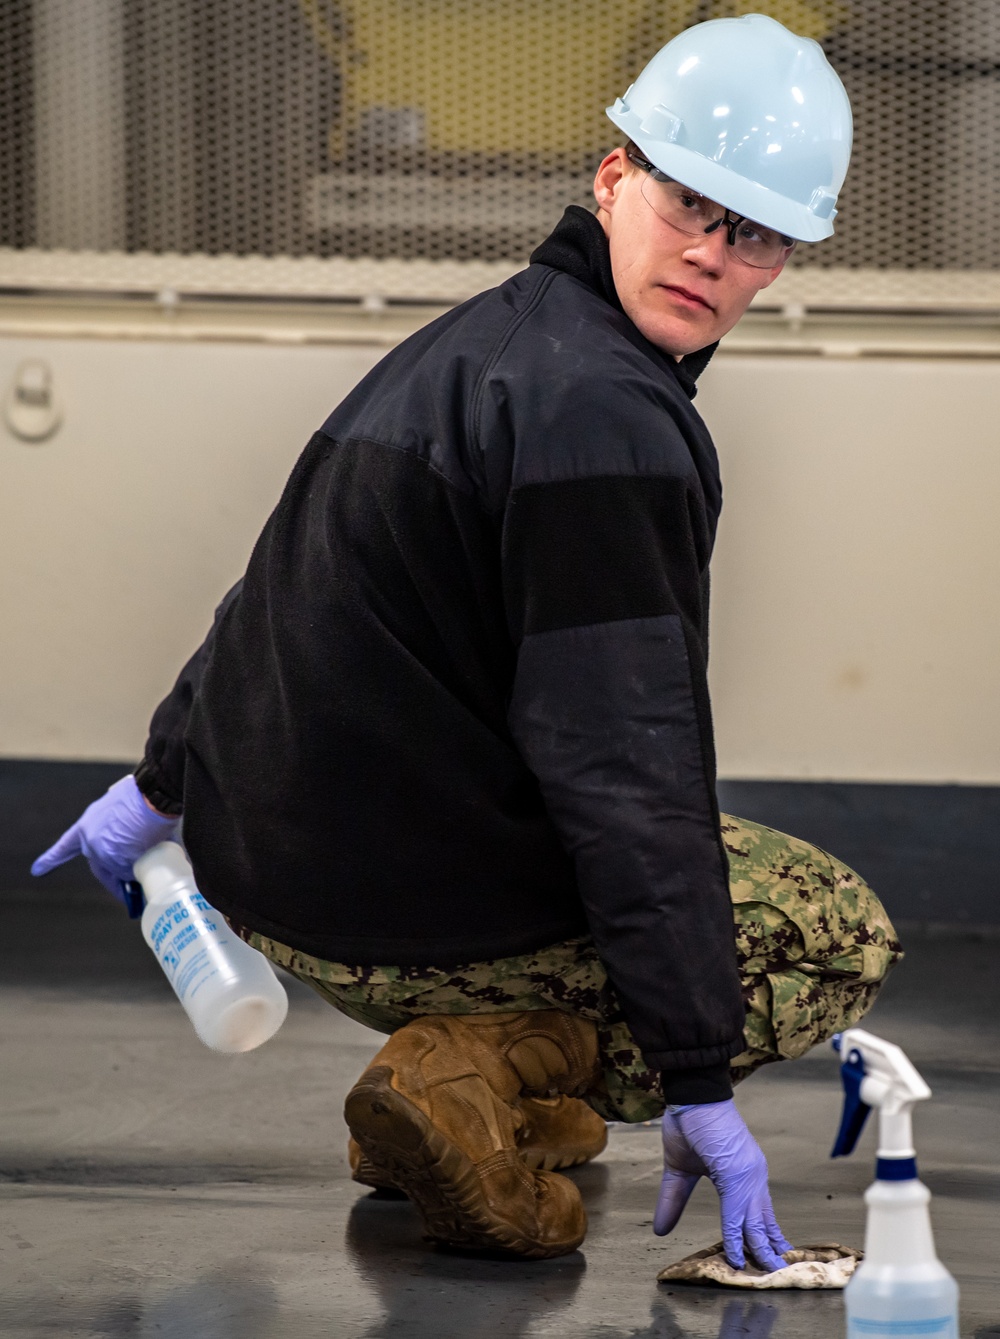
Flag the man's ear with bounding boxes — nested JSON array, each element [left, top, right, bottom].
[[593, 147, 629, 215]]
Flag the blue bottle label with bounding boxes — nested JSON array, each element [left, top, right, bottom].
[[849, 1320, 957, 1337], [149, 894, 225, 1004]]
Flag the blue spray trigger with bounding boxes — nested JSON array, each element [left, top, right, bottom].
[[831, 1043, 872, 1158], [121, 880, 145, 920]]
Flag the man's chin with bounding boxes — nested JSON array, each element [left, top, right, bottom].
[[633, 307, 719, 359], [645, 324, 712, 359]]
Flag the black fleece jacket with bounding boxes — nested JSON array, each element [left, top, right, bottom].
[[136, 206, 744, 1098]]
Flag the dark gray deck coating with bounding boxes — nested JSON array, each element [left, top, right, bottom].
[[1, 887, 997, 1337]]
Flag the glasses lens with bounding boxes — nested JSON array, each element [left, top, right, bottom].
[[726, 217, 795, 269], [639, 171, 793, 269], [640, 172, 721, 236]]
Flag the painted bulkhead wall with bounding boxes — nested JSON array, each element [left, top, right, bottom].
[[0, 325, 997, 783]]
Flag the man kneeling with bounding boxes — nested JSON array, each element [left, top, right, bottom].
[[34, 16, 891, 1269]]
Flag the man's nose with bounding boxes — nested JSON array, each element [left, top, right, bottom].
[[680, 224, 729, 274]]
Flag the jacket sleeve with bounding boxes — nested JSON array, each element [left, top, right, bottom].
[[133, 581, 243, 814], [502, 473, 745, 1073]]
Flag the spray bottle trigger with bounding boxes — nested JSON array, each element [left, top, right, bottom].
[[831, 1045, 872, 1158], [121, 880, 146, 920]]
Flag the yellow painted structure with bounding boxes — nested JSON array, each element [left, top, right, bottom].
[[300, 0, 837, 160]]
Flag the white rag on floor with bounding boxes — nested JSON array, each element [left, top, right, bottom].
[[656, 1242, 862, 1290]]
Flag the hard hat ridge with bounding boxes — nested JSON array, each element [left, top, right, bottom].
[[607, 13, 852, 243]]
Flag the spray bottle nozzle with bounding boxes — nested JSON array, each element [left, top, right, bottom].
[[831, 1032, 958, 1320], [121, 879, 145, 920], [831, 1035, 873, 1157], [830, 1028, 931, 1166]]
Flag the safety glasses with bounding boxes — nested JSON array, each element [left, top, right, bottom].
[[626, 146, 795, 269]]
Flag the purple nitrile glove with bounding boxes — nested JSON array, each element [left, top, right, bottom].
[[654, 1099, 792, 1273], [31, 774, 180, 909]]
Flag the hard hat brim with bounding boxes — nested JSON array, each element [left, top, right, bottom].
[[607, 106, 835, 244]]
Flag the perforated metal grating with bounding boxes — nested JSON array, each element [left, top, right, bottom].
[[1, 1, 998, 295]]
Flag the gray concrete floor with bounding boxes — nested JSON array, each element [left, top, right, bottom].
[[1, 889, 997, 1338]]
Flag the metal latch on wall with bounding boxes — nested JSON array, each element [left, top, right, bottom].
[[4, 360, 63, 442]]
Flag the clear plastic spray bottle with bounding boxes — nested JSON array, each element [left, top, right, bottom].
[[133, 841, 288, 1053], [831, 1028, 959, 1338]]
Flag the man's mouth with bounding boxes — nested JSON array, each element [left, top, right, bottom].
[[662, 284, 714, 311]]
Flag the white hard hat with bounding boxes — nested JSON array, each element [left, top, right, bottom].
[[606, 13, 852, 242]]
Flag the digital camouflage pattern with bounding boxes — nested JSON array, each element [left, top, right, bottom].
[[238, 814, 902, 1122]]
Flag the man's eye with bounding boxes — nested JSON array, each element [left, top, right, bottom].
[[738, 222, 769, 244], [679, 193, 704, 211]]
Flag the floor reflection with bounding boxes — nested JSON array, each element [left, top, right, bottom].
[[344, 1191, 587, 1337], [648, 1287, 845, 1339], [146, 1275, 277, 1339], [89, 1273, 278, 1339]]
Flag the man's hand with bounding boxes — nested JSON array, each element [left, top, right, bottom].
[[654, 1099, 791, 1273], [31, 775, 180, 908]]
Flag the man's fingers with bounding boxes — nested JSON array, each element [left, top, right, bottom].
[[30, 824, 83, 877], [721, 1216, 746, 1271], [744, 1216, 787, 1273], [762, 1201, 793, 1256], [653, 1168, 700, 1236]]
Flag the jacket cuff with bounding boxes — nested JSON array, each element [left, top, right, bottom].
[[660, 1062, 733, 1106], [133, 759, 184, 817]]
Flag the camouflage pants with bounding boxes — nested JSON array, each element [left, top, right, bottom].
[[239, 815, 902, 1123]]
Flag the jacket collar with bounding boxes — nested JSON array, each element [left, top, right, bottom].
[[529, 205, 718, 399]]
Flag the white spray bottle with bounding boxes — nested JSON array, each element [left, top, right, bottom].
[[132, 841, 288, 1053], [831, 1028, 959, 1338]]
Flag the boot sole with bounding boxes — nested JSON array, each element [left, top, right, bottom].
[[344, 1066, 583, 1259]]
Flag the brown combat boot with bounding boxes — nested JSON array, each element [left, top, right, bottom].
[[517, 1093, 608, 1171], [343, 1011, 599, 1258], [349, 1091, 607, 1188]]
